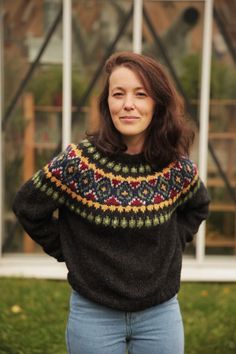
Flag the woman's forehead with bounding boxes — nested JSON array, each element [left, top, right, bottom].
[[109, 66, 150, 91]]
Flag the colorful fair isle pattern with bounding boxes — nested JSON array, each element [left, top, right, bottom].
[[32, 139, 200, 229]]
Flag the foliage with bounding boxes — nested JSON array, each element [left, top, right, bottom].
[[179, 54, 201, 100], [210, 56, 236, 99], [180, 53, 236, 99], [0, 278, 236, 354], [27, 65, 87, 106]]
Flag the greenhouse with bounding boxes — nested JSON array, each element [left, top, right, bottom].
[[0, 0, 236, 281]]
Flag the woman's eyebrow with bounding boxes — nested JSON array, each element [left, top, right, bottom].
[[111, 86, 125, 91], [111, 86, 146, 91]]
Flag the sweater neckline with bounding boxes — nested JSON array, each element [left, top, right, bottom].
[[77, 139, 152, 174], [110, 150, 146, 165], [80, 138, 149, 167]]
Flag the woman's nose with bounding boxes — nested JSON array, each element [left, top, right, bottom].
[[123, 95, 135, 110]]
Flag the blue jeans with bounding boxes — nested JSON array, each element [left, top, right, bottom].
[[66, 290, 184, 354]]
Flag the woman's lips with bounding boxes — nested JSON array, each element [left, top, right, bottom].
[[120, 116, 140, 122]]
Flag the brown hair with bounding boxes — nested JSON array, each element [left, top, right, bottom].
[[88, 51, 194, 169]]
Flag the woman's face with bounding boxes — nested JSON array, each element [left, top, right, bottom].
[[108, 66, 155, 148]]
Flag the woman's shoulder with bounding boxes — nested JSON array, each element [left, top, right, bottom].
[[48, 139, 90, 166], [163, 156, 199, 193], [162, 156, 198, 179], [177, 156, 198, 178]]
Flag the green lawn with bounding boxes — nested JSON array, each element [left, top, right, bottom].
[[0, 278, 236, 354]]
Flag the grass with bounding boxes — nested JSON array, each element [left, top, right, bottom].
[[0, 278, 236, 354], [0, 278, 69, 354]]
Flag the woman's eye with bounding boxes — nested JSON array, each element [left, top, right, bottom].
[[136, 92, 147, 97], [113, 92, 123, 97]]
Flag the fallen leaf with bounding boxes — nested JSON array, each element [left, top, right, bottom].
[[11, 305, 23, 314], [200, 290, 208, 297], [223, 287, 230, 294]]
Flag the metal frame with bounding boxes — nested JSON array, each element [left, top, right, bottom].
[[197, 0, 213, 263], [133, 0, 143, 53], [213, 6, 236, 64], [1, 0, 236, 280], [0, 0, 3, 258], [62, 0, 72, 149]]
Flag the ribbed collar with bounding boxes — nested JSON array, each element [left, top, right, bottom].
[[109, 150, 147, 165], [80, 138, 152, 170]]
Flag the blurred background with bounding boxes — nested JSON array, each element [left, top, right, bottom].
[[0, 0, 236, 279]]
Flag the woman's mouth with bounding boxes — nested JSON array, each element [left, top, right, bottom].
[[120, 116, 140, 122]]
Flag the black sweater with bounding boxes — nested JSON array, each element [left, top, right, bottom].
[[13, 139, 210, 311]]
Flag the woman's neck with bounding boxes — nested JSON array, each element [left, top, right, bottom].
[[123, 136, 144, 155]]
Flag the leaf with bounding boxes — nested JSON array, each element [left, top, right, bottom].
[[223, 287, 230, 294], [10, 305, 23, 314], [200, 290, 208, 297]]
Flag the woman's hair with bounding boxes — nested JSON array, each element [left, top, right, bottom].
[[88, 51, 194, 169]]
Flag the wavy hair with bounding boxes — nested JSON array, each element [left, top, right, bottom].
[[88, 51, 194, 169]]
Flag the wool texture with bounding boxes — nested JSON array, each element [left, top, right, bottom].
[[13, 139, 210, 311]]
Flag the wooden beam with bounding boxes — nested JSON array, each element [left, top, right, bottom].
[[23, 93, 35, 253]]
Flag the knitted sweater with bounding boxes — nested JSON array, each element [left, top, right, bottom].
[[13, 139, 210, 312]]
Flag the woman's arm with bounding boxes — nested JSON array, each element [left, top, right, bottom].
[[12, 145, 75, 261], [177, 179, 210, 243], [12, 174, 64, 261]]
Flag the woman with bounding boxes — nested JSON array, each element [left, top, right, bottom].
[[13, 51, 210, 354]]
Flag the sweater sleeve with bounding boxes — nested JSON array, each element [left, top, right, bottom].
[[12, 145, 74, 261], [177, 161, 210, 243]]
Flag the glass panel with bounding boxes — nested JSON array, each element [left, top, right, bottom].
[[71, 0, 133, 142], [3, 0, 134, 255], [3, 0, 63, 254], [206, 0, 236, 256], [143, 0, 205, 257]]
